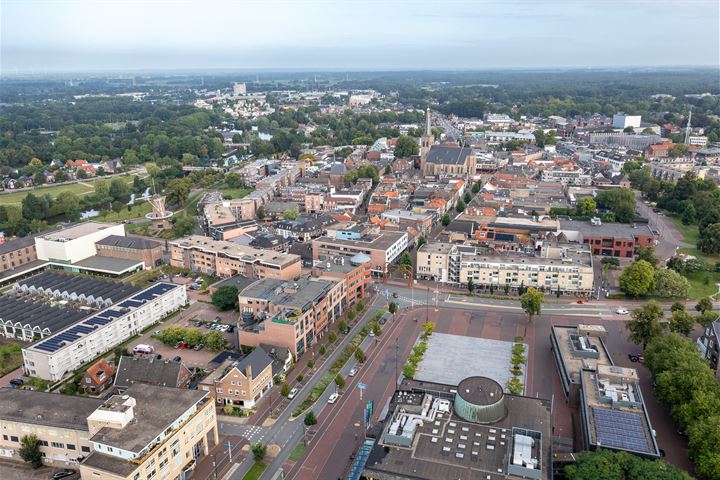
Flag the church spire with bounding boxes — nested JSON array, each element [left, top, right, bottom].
[[425, 107, 431, 136]]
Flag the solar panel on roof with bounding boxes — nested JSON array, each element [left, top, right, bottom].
[[592, 407, 652, 453]]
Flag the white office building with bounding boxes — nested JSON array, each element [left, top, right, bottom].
[[612, 114, 642, 130]]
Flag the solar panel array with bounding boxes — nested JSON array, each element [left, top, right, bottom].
[[33, 283, 178, 354], [16, 271, 140, 304], [592, 407, 652, 454]]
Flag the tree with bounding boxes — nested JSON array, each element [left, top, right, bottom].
[[282, 209, 298, 220], [595, 188, 636, 223], [203, 330, 226, 352], [441, 213, 451, 226], [251, 442, 267, 462], [165, 178, 191, 206], [111, 200, 124, 213], [394, 135, 419, 158], [357, 300, 365, 312], [256, 206, 265, 220], [22, 193, 48, 221], [307, 359, 315, 369], [670, 301, 686, 313], [399, 251, 412, 268], [328, 331, 337, 343], [695, 297, 714, 314], [519, 288, 543, 329], [338, 320, 348, 332], [384, 164, 391, 175], [348, 308, 356, 321], [109, 178, 129, 201], [335, 374, 345, 389], [372, 323, 382, 337], [355, 348, 366, 363], [506, 377, 524, 395], [172, 215, 196, 237], [653, 269, 689, 299], [184, 328, 204, 348], [319, 345, 326, 355], [472, 182, 481, 194], [416, 235, 427, 249], [388, 302, 398, 316], [619, 260, 655, 298], [19, 434, 43, 468], [467, 278, 475, 293], [698, 223, 720, 254], [626, 301, 665, 348], [304, 411, 318, 426], [225, 173, 244, 188], [463, 191, 472, 204], [281, 383, 290, 397], [669, 309, 694, 336], [636, 246, 660, 267], [564, 449, 692, 480], [455, 200, 465, 213], [575, 197, 596, 217], [211, 285, 239, 311]]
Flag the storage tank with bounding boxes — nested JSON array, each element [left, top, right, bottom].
[[454, 376, 506, 424]]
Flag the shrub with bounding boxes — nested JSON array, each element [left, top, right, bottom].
[[281, 383, 290, 397], [304, 411, 317, 426], [319, 345, 326, 356], [297, 373, 304, 382], [328, 332, 337, 343]]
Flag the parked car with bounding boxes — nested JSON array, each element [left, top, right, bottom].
[[133, 344, 154, 354], [615, 307, 629, 315], [576, 299, 585, 304], [175, 341, 187, 350], [214, 316, 221, 322], [628, 353, 644, 363], [328, 392, 339, 404], [348, 368, 357, 377], [172, 356, 182, 363], [9, 377, 25, 387], [288, 387, 299, 399], [392, 292, 399, 298], [52, 469, 77, 480], [193, 344, 204, 351], [154, 354, 162, 360], [341, 327, 350, 334], [153, 329, 161, 335], [368, 331, 375, 337]]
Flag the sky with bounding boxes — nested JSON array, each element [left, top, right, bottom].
[[1, 0, 719, 73]]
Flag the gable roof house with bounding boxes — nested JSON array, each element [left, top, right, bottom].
[[114, 355, 192, 390], [81, 358, 116, 394]]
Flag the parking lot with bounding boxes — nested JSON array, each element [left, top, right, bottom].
[[124, 294, 237, 371]]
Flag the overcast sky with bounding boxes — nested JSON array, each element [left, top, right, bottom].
[[1, 0, 718, 73]]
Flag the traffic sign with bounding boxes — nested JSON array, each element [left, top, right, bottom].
[[358, 383, 367, 390]]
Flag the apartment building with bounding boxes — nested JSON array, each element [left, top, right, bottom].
[[23, 282, 187, 381], [559, 220, 657, 258], [95, 235, 163, 269], [198, 348, 273, 409], [237, 278, 345, 358], [80, 385, 218, 480], [312, 254, 372, 308], [540, 167, 591, 186], [0, 389, 101, 466], [169, 235, 301, 280], [380, 209, 435, 234], [416, 241, 593, 294], [312, 231, 408, 276], [0, 235, 39, 278]]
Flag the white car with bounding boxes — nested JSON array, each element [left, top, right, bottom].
[[616, 307, 629, 315], [348, 368, 357, 377], [368, 331, 375, 337], [328, 392, 339, 404], [288, 387, 299, 399]]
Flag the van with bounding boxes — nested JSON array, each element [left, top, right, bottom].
[[133, 344, 154, 354]]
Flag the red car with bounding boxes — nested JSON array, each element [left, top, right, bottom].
[[576, 299, 585, 304]]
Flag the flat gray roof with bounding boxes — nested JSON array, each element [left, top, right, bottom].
[[90, 385, 207, 455], [559, 219, 656, 240], [415, 333, 525, 391], [0, 388, 102, 430], [71, 255, 143, 274]]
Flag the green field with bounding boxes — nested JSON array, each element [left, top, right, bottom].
[[221, 187, 253, 199], [667, 214, 720, 299], [242, 462, 267, 480], [0, 342, 23, 377], [0, 175, 139, 206], [95, 202, 153, 222]]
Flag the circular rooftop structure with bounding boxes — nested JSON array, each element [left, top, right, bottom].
[[349, 252, 372, 266], [454, 376, 506, 424]]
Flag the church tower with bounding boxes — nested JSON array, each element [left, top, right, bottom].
[[420, 107, 435, 172]]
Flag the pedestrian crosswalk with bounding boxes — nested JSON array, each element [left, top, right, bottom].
[[221, 424, 267, 442]]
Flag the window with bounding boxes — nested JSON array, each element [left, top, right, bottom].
[[82, 446, 91, 453], [39, 440, 49, 447], [216, 388, 223, 394], [67, 444, 76, 450], [10, 436, 18, 442], [51, 442, 64, 449]]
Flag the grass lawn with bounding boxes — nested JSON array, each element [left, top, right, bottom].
[[95, 202, 152, 222], [221, 187, 253, 199], [684, 270, 720, 299], [242, 462, 267, 480], [0, 342, 23, 376], [667, 214, 700, 246], [288, 442, 307, 462], [0, 175, 140, 206]]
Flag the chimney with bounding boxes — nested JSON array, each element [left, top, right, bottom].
[[245, 364, 253, 380]]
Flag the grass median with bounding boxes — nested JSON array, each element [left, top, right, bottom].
[[292, 309, 385, 417]]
